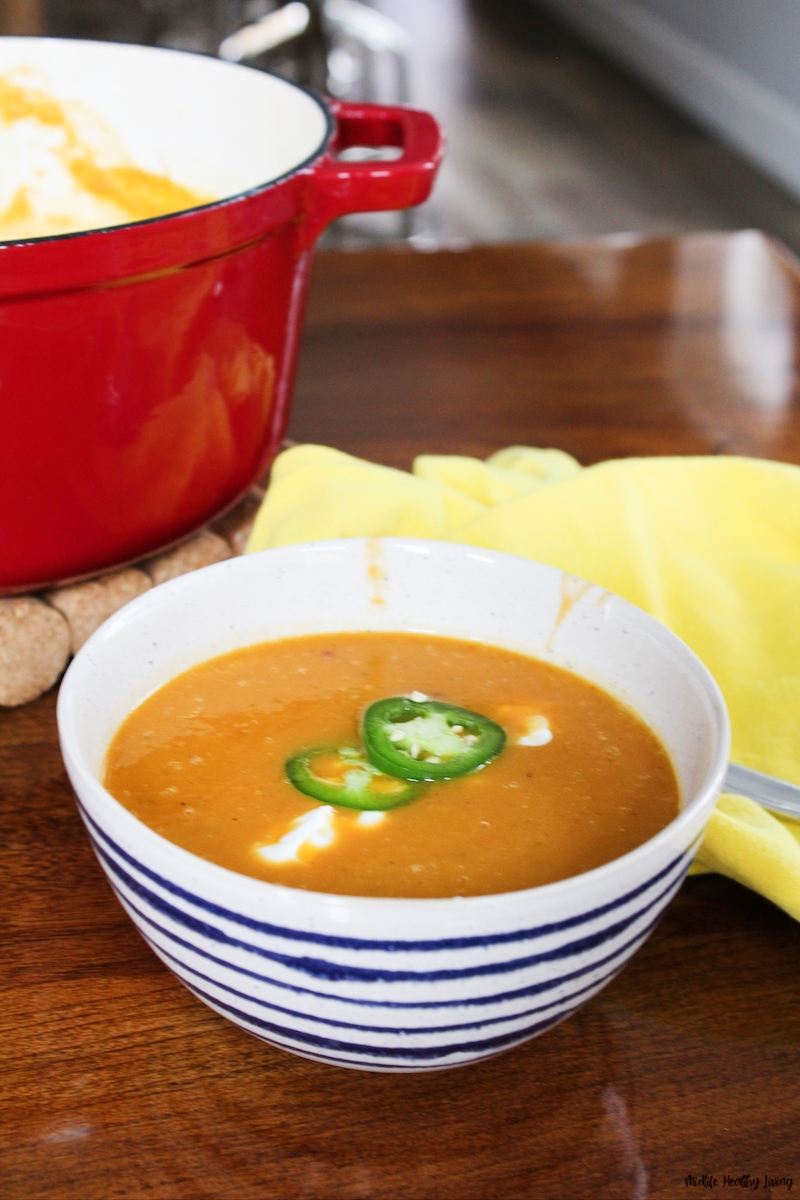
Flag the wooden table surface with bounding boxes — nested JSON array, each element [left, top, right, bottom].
[[4, 232, 800, 1199]]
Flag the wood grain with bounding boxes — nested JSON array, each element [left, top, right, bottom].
[[291, 234, 800, 469], [3, 234, 800, 1199]]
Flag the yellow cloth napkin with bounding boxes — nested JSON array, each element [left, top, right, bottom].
[[248, 444, 800, 920]]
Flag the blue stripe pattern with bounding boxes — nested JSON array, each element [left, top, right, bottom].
[[151, 939, 624, 1035], [114, 876, 668, 1009], [185, 981, 569, 1061], [79, 802, 690, 1068], [80, 803, 686, 952], [92, 832, 684, 983]]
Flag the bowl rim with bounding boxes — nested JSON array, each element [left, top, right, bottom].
[[0, 36, 335, 249], [57, 537, 731, 915]]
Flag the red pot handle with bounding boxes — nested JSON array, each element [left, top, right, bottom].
[[300, 99, 444, 248]]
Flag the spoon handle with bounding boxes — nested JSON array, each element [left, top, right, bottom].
[[724, 763, 800, 819]]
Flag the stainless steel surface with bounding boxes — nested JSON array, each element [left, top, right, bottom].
[[725, 762, 800, 818]]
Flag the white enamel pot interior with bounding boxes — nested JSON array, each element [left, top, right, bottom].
[[0, 37, 330, 206]]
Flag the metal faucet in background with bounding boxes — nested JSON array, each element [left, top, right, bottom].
[[323, 0, 410, 104], [219, 1, 311, 66], [220, 0, 410, 104], [219, 1, 415, 241]]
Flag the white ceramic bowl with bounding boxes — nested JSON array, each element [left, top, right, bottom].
[[57, 539, 729, 1072]]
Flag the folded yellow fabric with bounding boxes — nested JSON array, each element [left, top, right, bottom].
[[256, 444, 487, 544], [248, 444, 800, 920]]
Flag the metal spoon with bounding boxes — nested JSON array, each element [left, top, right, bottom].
[[724, 763, 800, 819]]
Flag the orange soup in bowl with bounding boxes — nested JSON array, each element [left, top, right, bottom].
[[103, 631, 679, 898]]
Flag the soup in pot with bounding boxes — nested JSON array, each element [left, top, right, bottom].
[[0, 73, 211, 240], [104, 632, 680, 898]]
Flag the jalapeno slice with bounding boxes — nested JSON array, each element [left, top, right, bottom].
[[285, 746, 425, 810], [362, 697, 506, 781]]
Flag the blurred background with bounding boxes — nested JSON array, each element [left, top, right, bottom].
[[5, 0, 800, 253]]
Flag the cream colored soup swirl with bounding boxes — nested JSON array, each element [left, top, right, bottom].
[[0, 72, 212, 240]]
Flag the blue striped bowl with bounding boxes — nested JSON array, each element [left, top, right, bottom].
[[58, 539, 729, 1071]]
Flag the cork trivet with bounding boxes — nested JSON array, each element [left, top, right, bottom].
[[145, 529, 233, 586], [47, 567, 153, 655], [211, 491, 263, 556], [0, 460, 282, 707], [0, 597, 71, 707]]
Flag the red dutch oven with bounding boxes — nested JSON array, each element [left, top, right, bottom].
[[0, 38, 442, 593]]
